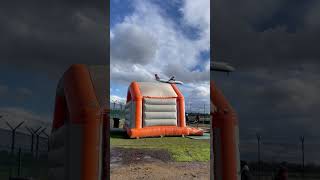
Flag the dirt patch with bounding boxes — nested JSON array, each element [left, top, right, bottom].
[[121, 148, 171, 163], [111, 147, 209, 180], [111, 162, 209, 180]]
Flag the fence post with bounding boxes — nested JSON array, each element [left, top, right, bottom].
[[256, 133, 261, 180], [35, 128, 46, 159], [300, 136, 305, 179], [5, 121, 25, 155], [26, 126, 41, 155], [17, 148, 22, 176]]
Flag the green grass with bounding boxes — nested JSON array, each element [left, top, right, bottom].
[[110, 132, 210, 162]]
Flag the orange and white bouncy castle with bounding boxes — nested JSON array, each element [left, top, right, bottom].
[[124, 81, 203, 138], [211, 81, 241, 180], [49, 64, 109, 180]]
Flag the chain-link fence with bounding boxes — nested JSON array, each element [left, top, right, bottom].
[[240, 136, 320, 180], [0, 128, 49, 180], [110, 102, 125, 120]]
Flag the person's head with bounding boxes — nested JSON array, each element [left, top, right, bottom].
[[241, 160, 248, 168], [243, 165, 249, 171]]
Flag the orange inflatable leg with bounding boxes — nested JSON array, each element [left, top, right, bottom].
[[211, 81, 240, 180]]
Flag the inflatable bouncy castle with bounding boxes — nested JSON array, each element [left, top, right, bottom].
[[49, 64, 109, 180], [124, 81, 203, 138]]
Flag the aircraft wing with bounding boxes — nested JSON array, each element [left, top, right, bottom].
[[211, 62, 235, 72], [157, 79, 184, 85]]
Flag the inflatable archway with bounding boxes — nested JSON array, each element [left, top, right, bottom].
[[49, 64, 109, 180], [124, 81, 203, 138], [211, 81, 241, 180]]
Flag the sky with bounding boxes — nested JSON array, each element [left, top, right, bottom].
[[213, 0, 320, 164], [0, 0, 108, 132], [110, 0, 210, 113]]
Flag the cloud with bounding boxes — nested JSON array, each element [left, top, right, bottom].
[[212, 0, 320, 148], [0, 85, 35, 103], [0, 107, 51, 135], [111, 23, 158, 65], [181, 0, 210, 44], [305, 1, 320, 29], [16, 88, 33, 97], [182, 0, 209, 27], [214, 70, 320, 147], [0, 85, 9, 97], [181, 82, 210, 113], [213, 0, 320, 70], [110, 95, 126, 104], [0, 0, 108, 119], [0, 1, 108, 75], [111, 64, 154, 84]]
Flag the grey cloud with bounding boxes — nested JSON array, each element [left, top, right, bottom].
[[0, 0, 108, 119], [0, 107, 51, 134], [213, 0, 320, 152], [111, 24, 158, 65], [213, 70, 320, 144], [213, 0, 320, 70], [16, 88, 33, 97], [14, 87, 33, 101], [0, 85, 38, 104], [0, 85, 9, 97], [0, 0, 108, 74]]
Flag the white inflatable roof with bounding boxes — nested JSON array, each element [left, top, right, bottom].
[[137, 82, 178, 97]]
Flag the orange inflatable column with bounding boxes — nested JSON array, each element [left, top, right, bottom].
[[130, 82, 142, 129], [52, 95, 67, 130], [64, 65, 101, 180], [171, 84, 186, 128], [211, 81, 240, 180]]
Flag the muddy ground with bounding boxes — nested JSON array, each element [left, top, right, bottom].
[[110, 147, 210, 180]]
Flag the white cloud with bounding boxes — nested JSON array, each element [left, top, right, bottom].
[[181, 0, 210, 29], [110, 95, 126, 104], [181, 82, 210, 113], [111, 64, 154, 84], [183, 82, 210, 101]]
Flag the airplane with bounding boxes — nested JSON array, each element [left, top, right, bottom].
[[155, 74, 184, 84], [211, 61, 235, 74]]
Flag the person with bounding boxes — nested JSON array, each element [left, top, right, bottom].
[[195, 114, 200, 127], [241, 161, 253, 180], [169, 75, 175, 81], [185, 113, 189, 125], [275, 162, 288, 180], [155, 74, 160, 81]]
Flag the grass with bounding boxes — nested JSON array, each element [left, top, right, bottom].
[[110, 131, 210, 162]]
